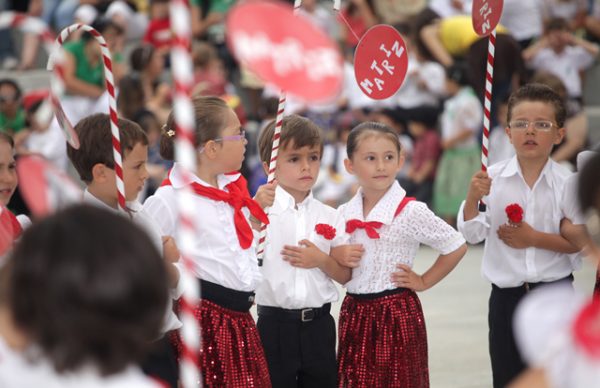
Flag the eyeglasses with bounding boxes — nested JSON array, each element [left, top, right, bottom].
[[198, 129, 246, 153], [508, 120, 555, 132]]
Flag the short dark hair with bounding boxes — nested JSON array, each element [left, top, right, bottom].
[[258, 114, 323, 165], [129, 44, 156, 72], [507, 83, 567, 128], [160, 96, 230, 161], [67, 113, 148, 183], [6, 204, 168, 375], [0, 78, 22, 99], [346, 121, 401, 159]]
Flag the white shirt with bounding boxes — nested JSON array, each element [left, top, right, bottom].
[[529, 46, 596, 98], [429, 0, 472, 17], [83, 190, 183, 333], [457, 156, 583, 288], [338, 181, 465, 294], [256, 187, 345, 309], [143, 163, 262, 292], [440, 87, 483, 149], [395, 55, 446, 109], [0, 337, 159, 388], [500, 0, 543, 41]]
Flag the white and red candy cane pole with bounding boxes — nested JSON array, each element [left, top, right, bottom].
[[170, 0, 201, 386], [256, 95, 286, 266], [49, 23, 127, 212], [479, 29, 496, 212]]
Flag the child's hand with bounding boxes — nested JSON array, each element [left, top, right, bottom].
[[162, 236, 180, 263], [281, 239, 326, 269], [391, 263, 427, 291], [254, 180, 277, 209], [330, 244, 364, 268], [497, 222, 536, 249], [466, 171, 491, 203]]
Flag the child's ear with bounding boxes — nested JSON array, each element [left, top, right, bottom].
[[262, 161, 269, 176], [91, 163, 109, 183], [554, 126, 566, 145], [343, 158, 354, 175], [505, 126, 513, 144]]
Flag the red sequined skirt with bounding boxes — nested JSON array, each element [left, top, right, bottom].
[[171, 300, 271, 387], [337, 289, 429, 388]]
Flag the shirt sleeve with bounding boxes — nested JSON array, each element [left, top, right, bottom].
[[560, 174, 585, 225], [143, 190, 176, 236], [457, 200, 491, 244], [406, 202, 466, 254]]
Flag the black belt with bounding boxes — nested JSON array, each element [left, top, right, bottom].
[[347, 287, 408, 300], [200, 279, 255, 312], [257, 303, 331, 322], [492, 274, 574, 294]]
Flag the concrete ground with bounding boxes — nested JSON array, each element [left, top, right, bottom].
[[253, 244, 598, 388]]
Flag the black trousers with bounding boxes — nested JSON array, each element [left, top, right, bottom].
[[257, 307, 337, 388], [140, 334, 179, 388], [488, 275, 573, 388]]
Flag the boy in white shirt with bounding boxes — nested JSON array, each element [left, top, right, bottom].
[[253, 115, 353, 388], [66, 113, 182, 387], [458, 83, 582, 388]]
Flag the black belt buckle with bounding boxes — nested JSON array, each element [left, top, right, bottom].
[[301, 308, 314, 322]]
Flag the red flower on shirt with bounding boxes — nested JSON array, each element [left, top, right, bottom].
[[505, 203, 524, 224], [315, 223, 336, 240]]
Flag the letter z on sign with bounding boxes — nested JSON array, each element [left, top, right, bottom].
[[354, 24, 408, 100]]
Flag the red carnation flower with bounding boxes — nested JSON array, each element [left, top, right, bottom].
[[315, 223, 336, 240], [505, 203, 524, 224]]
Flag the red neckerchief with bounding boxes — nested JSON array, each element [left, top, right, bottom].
[[345, 196, 415, 239], [0, 208, 22, 255], [161, 172, 268, 249]]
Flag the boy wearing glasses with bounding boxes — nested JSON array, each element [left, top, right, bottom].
[[457, 83, 582, 388]]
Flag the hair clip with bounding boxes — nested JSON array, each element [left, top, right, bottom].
[[166, 129, 175, 138], [161, 124, 176, 138]]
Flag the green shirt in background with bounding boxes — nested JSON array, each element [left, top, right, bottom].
[[0, 108, 26, 134], [63, 40, 104, 90]]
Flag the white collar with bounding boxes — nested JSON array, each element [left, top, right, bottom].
[[168, 163, 240, 190], [270, 185, 314, 215], [344, 181, 406, 225], [500, 156, 553, 187], [82, 189, 142, 213]]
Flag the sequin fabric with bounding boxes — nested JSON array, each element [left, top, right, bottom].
[[171, 300, 271, 387], [337, 290, 429, 388]]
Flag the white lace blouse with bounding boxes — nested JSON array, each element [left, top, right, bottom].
[[338, 181, 465, 294]]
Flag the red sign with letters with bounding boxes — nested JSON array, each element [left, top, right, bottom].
[[354, 24, 409, 100], [472, 0, 504, 37], [226, 1, 343, 101]]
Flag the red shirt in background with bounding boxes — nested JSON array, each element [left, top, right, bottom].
[[143, 18, 172, 49]]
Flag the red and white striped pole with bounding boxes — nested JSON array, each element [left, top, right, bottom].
[[49, 23, 127, 212], [169, 0, 201, 386], [479, 29, 495, 212]]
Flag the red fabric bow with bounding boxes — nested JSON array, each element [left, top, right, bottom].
[[346, 219, 384, 239], [505, 203, 524, 224], [315, 223, 336, 240], [189, 179, 269, 249]]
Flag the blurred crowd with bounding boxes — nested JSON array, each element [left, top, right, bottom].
[[1, 0, 600, 225]]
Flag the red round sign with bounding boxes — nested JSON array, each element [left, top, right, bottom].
[[472, 0, 504, 37], [226, 1, 343, 101], [354, 25, 409, 100], [16, 155, 82, 217]]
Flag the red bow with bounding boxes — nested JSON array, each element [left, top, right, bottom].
[[189, 179, 269, 249], [346, 219, 383, 239]]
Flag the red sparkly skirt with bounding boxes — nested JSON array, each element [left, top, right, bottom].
[[172, 299, 271, 387], [337, 288, 429, 388]]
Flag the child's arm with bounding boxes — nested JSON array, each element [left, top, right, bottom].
[[496, 222, 579, 253], [250, 181, 277, 230], [281, 240, 352, 284], [567, 33, 600, 57], [330, 244, 365, 268], [390, 244, 467, 291], [560, 218, 590, 252], [162, 236, 181, 289], [463, 170, 492, 222], [522, 37, 548, 63]]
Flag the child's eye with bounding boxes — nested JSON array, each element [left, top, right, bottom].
[[366, 156, 375, 161], [385, 155, 395, 160], [310, 155, 320, 161], [289, 157, 298, 163], [8, 163, 16, 170]]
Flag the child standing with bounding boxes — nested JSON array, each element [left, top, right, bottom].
[[458, 84, 582, 388], [143, 96, 271, 387], [335, 122, 467, 387], [0, 133, 26, 253], [253, 115, 352, 387], [0, 205, 168, 388], [66, 114, 182, 387]]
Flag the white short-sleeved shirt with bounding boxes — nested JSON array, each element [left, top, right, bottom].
[[338, 181, 465, 294], [0, 338, 159, 388], [256, 187, 346, 309], [440, 87, 483, 149], [529, 46, 596, 98], [457, 156, 583, 288], [83, 191, 182, 333], [143, 163, 262, 292]]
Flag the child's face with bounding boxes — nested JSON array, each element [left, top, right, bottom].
[[122, 143, 149, 201], [271, 141, 321, 202], [0, 140, 17, 206], [213, 108, 246, 173], [344, 134, 403, 194], [505, 101, 565, 163]]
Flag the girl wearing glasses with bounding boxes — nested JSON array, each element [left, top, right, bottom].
[[143, 96, 271, 387]]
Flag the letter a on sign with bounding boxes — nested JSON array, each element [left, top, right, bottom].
[[471, 0, 503, 37], [354, 24, 408, 100]]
